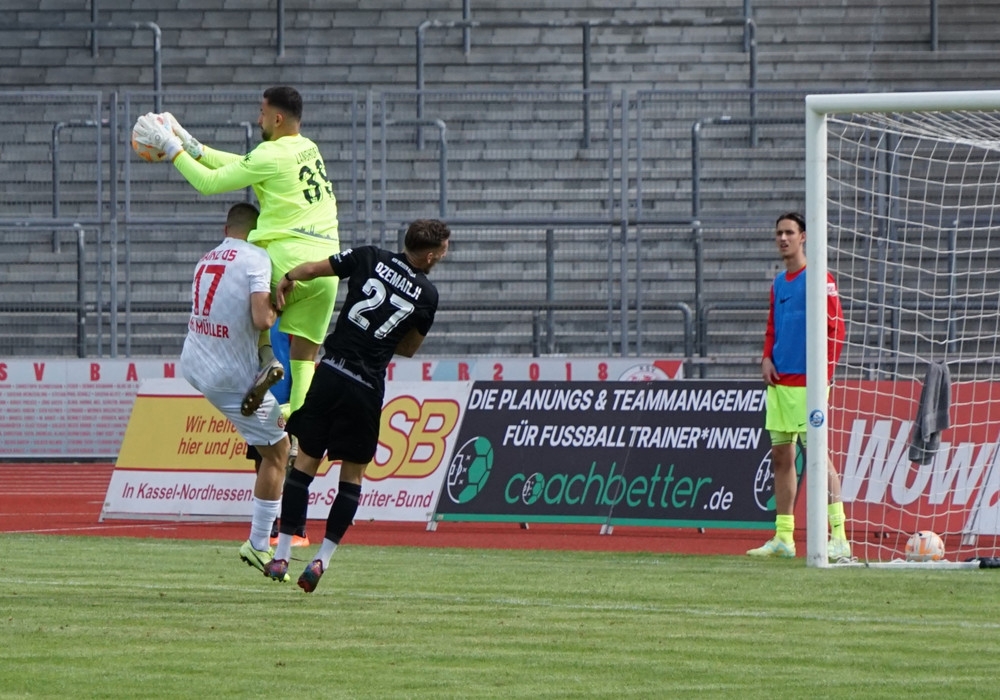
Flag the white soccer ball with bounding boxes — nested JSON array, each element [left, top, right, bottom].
[[904, 530, 945, 562], [131, 114, 168, 162]]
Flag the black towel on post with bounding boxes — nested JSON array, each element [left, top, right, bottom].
[[908, 360, 951, 465]]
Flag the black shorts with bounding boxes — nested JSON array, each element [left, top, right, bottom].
[[285, 362, 382, 465]]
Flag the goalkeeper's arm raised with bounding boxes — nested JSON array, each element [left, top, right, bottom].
[[171, 141, 275, 196], [162, 113, 242, 169], [162, 113, 203, 159]]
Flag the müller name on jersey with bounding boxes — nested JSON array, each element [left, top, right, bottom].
[[188, 317, 230, 338], [374, 260, 422, 300]]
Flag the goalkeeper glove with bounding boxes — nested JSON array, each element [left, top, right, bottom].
[[133, 113, 183, 161], [162, 112, 204, 159]]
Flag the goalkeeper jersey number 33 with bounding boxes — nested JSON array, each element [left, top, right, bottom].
[[177, 134, 340, 248]]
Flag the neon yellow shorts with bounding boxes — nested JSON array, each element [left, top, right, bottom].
[[766, 384, 807, 446], [766, 385, 832, 447], [257, 236, 340, 345]]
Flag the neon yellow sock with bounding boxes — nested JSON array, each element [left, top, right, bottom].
[[828, 501, 847, 540], [775, 514, 795, 545], [289, 359, 315, 413]]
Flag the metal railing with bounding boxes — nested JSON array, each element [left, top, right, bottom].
[[743, 0, 940, 50], [416, 18, 757, 150], [930, 0, 940, 50], [276, 0, 286, 57], [688, 115, 803, 359], [0, 88, 807, 361], [52, 120, 106, 222], [0, 223, 89, 357], [455, 2, 757, 54], [437, 300, 695, 365], [690, 116, 803, 210], [381, 119, 449, 218], [6, 22, 163, 111], [450, 1, 943, 51], [69, 0, 944, 60]]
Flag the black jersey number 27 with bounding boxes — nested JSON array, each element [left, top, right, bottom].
[[299, 159, 334, 204], [348, 278, 415, 339]]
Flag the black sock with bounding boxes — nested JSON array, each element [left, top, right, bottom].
[[280, 468, 313, 536], [325, 481, 362, 544], [296, 504, 308, 537]]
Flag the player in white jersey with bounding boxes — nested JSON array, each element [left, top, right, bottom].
[[179, 203, 292, 580]]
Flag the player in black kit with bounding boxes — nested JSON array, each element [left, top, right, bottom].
[[263, 219, 451, 591]]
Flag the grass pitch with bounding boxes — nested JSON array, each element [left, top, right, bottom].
[[1, 534, 997, 699]]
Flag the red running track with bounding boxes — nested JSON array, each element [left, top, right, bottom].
[[0, 462, 764, 555]]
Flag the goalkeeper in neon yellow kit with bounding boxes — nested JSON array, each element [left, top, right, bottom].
[[134, 87, 338, 420]]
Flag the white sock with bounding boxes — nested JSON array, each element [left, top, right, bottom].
[[250, 497, 280, 551], [274, 533, 294, 563], [317, 539, 338, 569]]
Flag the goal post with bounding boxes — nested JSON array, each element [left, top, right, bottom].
[[804, 90, 1000, 568]]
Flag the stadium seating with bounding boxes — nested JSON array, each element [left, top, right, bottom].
[[1, 0, 998, 367]]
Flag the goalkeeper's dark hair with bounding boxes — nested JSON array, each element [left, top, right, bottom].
[[263, 86, 303, 122], [776, 211, 806, 231], [404, 219, 451, 253]]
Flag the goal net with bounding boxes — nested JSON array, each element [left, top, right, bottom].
[[805, 91, 1000, 568]]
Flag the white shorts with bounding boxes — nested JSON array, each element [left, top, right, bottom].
[[199, 386, 286, 447]]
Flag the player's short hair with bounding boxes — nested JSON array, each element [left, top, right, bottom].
[[263, 86, 303, 121], [404, 219, 452, 253], [775, 211, 806, 232], [227, 202, 260, 234]]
